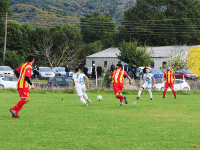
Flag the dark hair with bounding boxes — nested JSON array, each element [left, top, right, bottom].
[[75, 67, 80, 72], [117, 64, 122, 68], [27, 55, 34, 62]]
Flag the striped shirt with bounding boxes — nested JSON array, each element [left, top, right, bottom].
[[110, 68, 129, 84], [163, 70, 175, 83], [16, 62, 32, 89]]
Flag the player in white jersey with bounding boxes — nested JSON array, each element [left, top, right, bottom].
[[135, 68, 156, 100], [72, 67, 91, 107]]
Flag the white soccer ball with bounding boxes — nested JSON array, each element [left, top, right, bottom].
[[97, 95, 103, 101]]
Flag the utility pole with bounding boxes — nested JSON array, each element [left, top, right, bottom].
[[3, 12, 8, 65]]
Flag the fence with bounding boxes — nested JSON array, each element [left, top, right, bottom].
[[31, 75, 200, 92]]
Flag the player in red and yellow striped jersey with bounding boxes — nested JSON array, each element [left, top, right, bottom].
[[9, 55, 35, 118], [109, 64, 132, 106], [161, 66, 176, 99]]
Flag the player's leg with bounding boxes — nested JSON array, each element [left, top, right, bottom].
[[148, 88, 153, 100], [82, 86, 91, 103], [170, 83, 176, 99], [76, 86, 87, 106], [163, 82, 169, 99], [114, 84, 124, 105], [135, 86, 144, 100]]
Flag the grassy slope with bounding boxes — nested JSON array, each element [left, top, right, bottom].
[[0, 92, 199, 149]]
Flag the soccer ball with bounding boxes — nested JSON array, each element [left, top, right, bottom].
[[97, 95, 103, 101]]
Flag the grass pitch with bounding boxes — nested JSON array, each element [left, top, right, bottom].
[[0, 92, 199, 149]]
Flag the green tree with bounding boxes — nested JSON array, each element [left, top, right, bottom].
[[118, 0, 200, 46], [117, 40, 153, 67], [80, 12, 115, 49]]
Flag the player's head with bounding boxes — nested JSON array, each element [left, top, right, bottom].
[[27, 55, 34, 63], [146, 68, 150, 73], [167, 66, 171, 71], [117, 64, 122, 68], [75, 67, 80, 72]]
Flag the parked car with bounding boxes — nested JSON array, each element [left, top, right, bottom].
[[155, 79, 190, 91], [87, 67, 93, 78], [52, 67, 66, 76], [47, 76, 71, 88], [0, 66, 14, 77], [136, 67, 151, 78], [175, 70, 198, 81], [0, 76, 18, 89], [38, 67, 55, 79], [150, 69, 164, 78]]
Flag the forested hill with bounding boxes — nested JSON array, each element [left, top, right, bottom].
[[8, 0, 136, 27]]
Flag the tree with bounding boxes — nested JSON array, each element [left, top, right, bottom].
[[117, 40, 153, 67], [34, 24, 84, 68], [118, 0, 200, 46], [80, 12, 115, 49]]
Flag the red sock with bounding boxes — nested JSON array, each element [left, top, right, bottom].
[[120, 99, 123, 103], [12, 99, 27, 115], [163, 91, 166, 97], [173, 91, 176, 97]]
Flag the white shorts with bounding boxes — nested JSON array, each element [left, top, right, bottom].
[[75, 84, 86, 97], [142, 82, 152, 89]]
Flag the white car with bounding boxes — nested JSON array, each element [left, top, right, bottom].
[[52, 67, 66, 76], [0, 76, 18, 89], [38, 67, 55, 79], [0, 66, 14, 77], [155, 79, 190, 91]]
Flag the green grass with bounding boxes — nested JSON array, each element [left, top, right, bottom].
[[0, 92, 200, 149]]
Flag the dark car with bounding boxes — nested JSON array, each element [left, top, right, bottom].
[[175, 70, 198, 80], [150, 69, 164, 78], [47, 76, 71, 88]]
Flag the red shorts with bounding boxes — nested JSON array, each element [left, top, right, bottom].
[[18, 88, 30, 98], [165, 82, 174, 89], [113, 83, 124, 95]]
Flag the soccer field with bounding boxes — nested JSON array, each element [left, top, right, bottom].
[[0, 92, 199, 149]]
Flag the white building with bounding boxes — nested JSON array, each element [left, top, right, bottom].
[[86, 46, 198, 69]]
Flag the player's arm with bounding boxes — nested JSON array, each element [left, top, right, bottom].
[[25, 67, 34, 89], [124, 71, 132, 85], [161, 72, 166, 82], [153, 77, 156, 87], [85, 76, 89, 89], [109, 72, 113, 86], [14, 66, 22, 78], [25, 76, 34, 89], [72, 80, 75, 85], [173, 72, 176, 84]]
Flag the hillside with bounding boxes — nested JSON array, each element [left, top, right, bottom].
[[8, 0, 136, 27]]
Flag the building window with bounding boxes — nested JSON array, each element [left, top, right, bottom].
[[92, 61, 95, 66], [104, 61, 107, 67], [162, 61, 167, 68], [151, 62, 154, 68], [118, 61, 121, 64]]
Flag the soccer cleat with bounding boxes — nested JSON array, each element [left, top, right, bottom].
[[87, 99, 91, 103], [9, 109, 20, 118], [174, 97, 177, 99], [123, 97, 128, 104], [120, 103, 124, 106], [135, 97, 140, 100], [163, 97, 165, 99], [150, 98, 153, 101], [85, 103, 88, 107]]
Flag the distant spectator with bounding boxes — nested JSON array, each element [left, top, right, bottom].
[[92, 64, 96, 78], [83, 65, 88, 77], [65, 65, 70, 77], [97, 64, 102, 77], [132, 65, 137, 79], [33, 65, 39, 79], [110, 62, 115, 72], [103, 65, 109, 77], [143, 66, 147, 74], [74, 66, 78, 73]]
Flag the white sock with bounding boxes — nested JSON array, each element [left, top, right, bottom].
[[83, 92, 89, 100], [138, 90, 142, 97], [148, 89, 152, 98], [80, 97, 86, 104]]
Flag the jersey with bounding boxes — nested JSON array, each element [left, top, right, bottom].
[[163, 70, 175, 83], [16, 62, 32, 89], [143, 73, 154, 85], [71, 72, 86, 87], [110, 68, 129, 84]]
